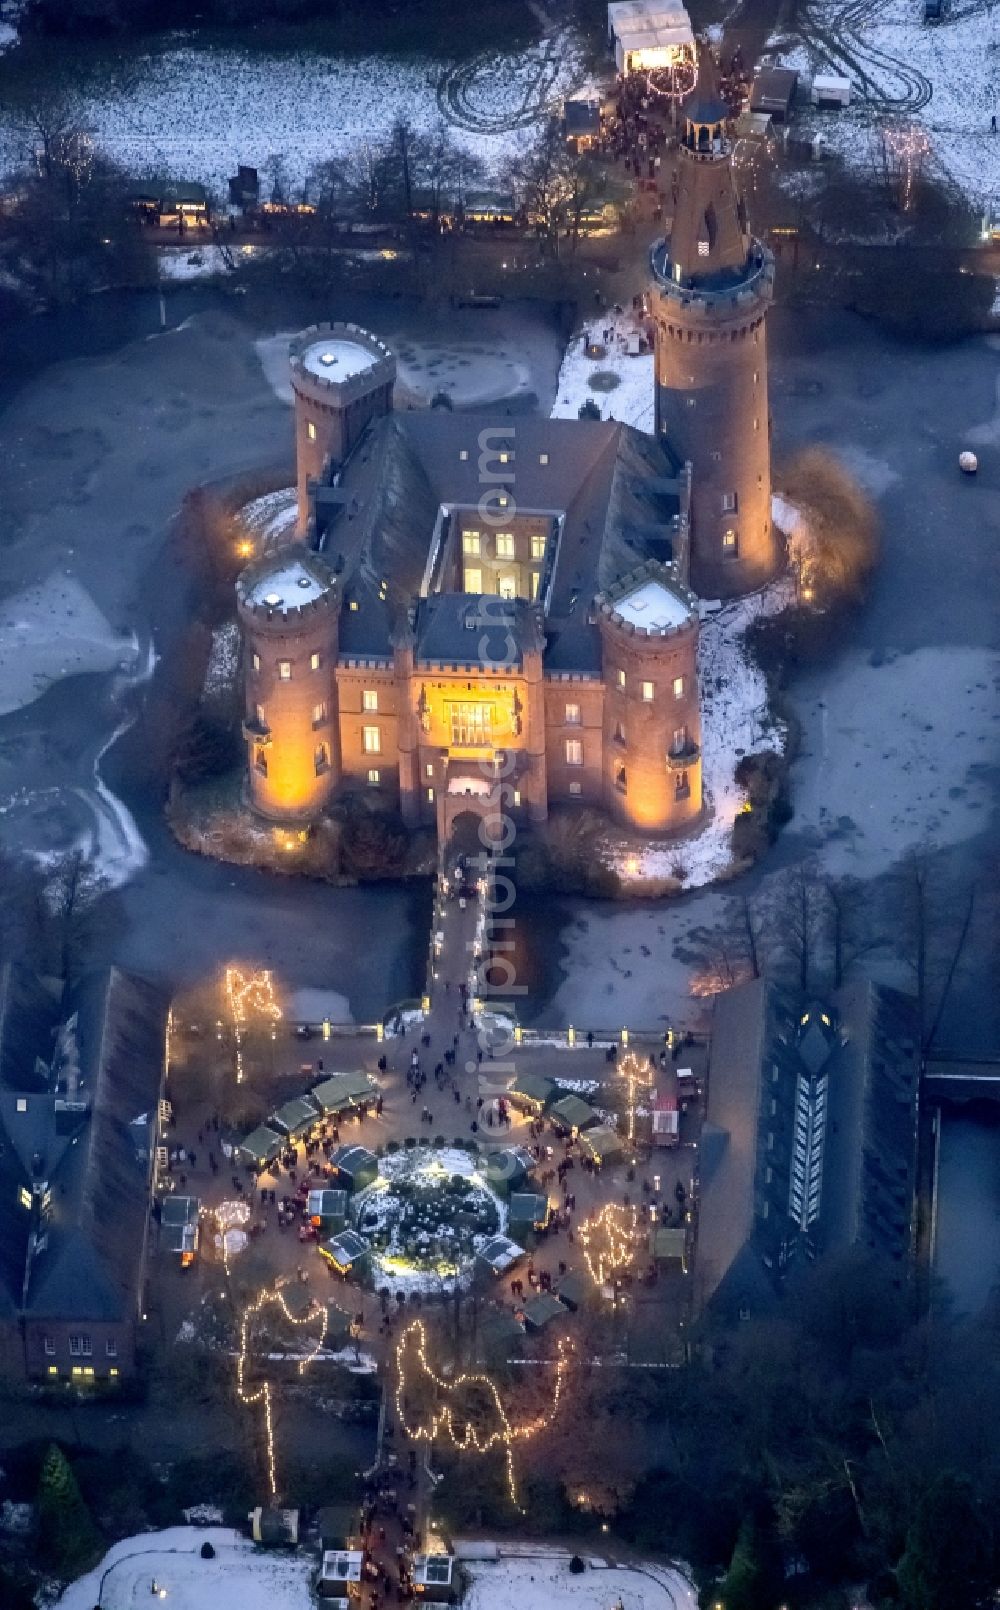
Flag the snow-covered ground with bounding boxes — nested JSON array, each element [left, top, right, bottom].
[[614, 579, 791, 890], [767, 1, 1000, 209], [0, 36, 592, 197], [239, 485, 299, 547], [57, 1527, 314, 1610], [551, 313, 654, 430], [463, 1548, 697, 1610]]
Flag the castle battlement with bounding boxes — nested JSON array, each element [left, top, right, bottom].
[[236, 547, 338, 628], [289, 322, 396, 405], [596, 561, 698, 641]]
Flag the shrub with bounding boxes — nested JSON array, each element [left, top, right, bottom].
[[200, 1541, 216, 1559], [404, 1136, 417, 1149], [588, 369, 621, 393], [776, 447, 879, 611], [569, 1555, 586, 1574]]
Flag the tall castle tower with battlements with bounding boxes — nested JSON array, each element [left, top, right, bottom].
[[651, 56, 778, 600]]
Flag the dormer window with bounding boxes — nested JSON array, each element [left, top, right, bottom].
[[459, 449, 469, 461]]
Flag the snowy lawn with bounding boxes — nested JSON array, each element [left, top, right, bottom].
[[0, 38, 591, 197], [767, 2, 1000, 209], [463, 1548, 696, 1610], [57, 1527, 314, 1610]]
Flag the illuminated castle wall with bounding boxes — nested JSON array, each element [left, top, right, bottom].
[[237, 86, 777, 845]]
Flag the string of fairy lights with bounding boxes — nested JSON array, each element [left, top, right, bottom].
[[578, 1203, 640, 1288], [224, 964, 282, 1083], [235, 1283, 331, 1500], [883, 123, 931, 213], [394, 1319, 572, 1507], [617, 1049, 654, 1145]]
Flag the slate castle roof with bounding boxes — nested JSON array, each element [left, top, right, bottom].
[[312, 411, 687, 674], [0, 963, 168, 1328], [695, 975, 920, 1318]]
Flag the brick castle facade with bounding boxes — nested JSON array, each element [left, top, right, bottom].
[[238, 79, 778, 845]]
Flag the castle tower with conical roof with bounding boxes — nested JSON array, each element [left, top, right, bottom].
[[651, 53, 778, 600]]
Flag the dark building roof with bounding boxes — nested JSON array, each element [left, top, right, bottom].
[[411, 593, 543, 670], [682, 48, 730, 127], [564, 99, 601, 136], [696, 975, 920, 1319], [314, 412, 682, 678], [0, 966, 168, 1329]]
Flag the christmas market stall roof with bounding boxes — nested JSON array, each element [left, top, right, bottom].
[[579, 1124, 625, 1164], [522, 1290, 568, 1332], [160, 1194, 199, 1255], [328, 1144, 378, 1191], [307, 1188, 349, 1226], [478, 1235, 525, 1275], [237, 1124, 285, 1168], [271, 1094, 320, 1137], [508, 1192, 551, 1233], [549, 1093, 600, 1132], [556, 1271, 589, 1311], [311, 1071, 377, 1114], [318, 1501, 362, 1551], [483, 1147, 536, 1191], [319, 1229, 370, 1273], [507, 1072, 557, 1111], [0, 964, 168, 1332], [651, 1225, 688, 1268]]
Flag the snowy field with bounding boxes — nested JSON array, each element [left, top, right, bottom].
[[463, 1548, 697, 1610], [57, 1528, 314, 1610], [767, 1, 1000, 208], [0, 34, 593, 196]]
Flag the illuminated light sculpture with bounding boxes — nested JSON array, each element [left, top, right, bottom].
[[646, 50, 698, 103], [394, 1319, 572, 1507], [224, 964, 282, 1084], [617, 1049, 654, 1145], [235, 1283, 330, 1499], [578, 1202, 640, 1288], [882, 122, 931, 213]]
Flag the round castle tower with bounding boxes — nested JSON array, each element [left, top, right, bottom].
[[289, 323, 396, 534], [596, 563, 702, 833], [651, 58, 777, 601], [237, 547, 340, 822]]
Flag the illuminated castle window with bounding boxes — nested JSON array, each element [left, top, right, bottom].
[[462, 531, 481, 556], [531, 534, 546, 559], [495, 532, 515, 559], [614, 721, 626, 746], [673, 676, 685, 699], [363, 689, 379, 712], [615, 765, 627, 792], [464, 567, 482, 594], [671, 725, 688, 754], [722, 528, 739, 556], [314, 744, 329, 775], [254, 747, 267, 776], [251, 652, 260, 672], [721, 491, 738, 513], [278, 660, 291, 681], [642, 680, 654, 702], [569, 780, 582, 796], [565, 703, 581, 726], [565, 738, 583, 766], [617, 668, 626, 689], [675, 770, 690, 799], [450, 703, 492, 747], [530, 572, 540, 601], [367, 769, 380, 787], [307, 421, 317, 441], [310, 651, 322, 671], [312, 702, 327, 727], [363, 725, 381, 754], [497, 575, 516, 600], [255, 703, 266, 727]]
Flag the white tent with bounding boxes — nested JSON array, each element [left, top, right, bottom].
[[608, 0, 694, 74]]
